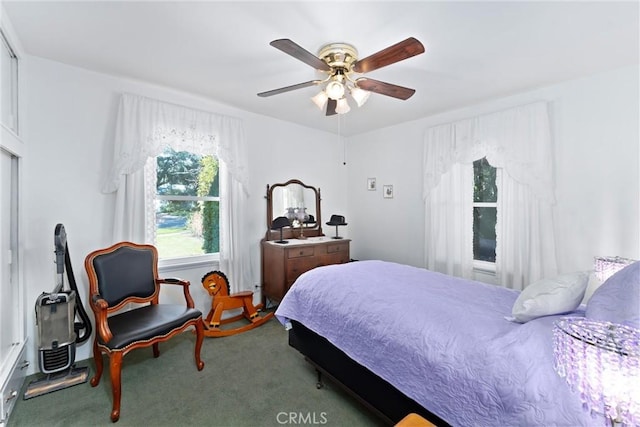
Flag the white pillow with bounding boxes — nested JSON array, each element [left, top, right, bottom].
[[510, 271, 589, 323], [580, 271, 603, 304]]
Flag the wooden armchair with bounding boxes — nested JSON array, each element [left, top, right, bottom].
[[84, 241, 205, 422]]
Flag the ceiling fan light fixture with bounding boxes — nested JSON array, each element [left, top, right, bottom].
[[335, 98, 351, 115], [311, 91, 328, 110], [259, 37, 426, 117], [350, 86, 371, 107], [325, 80, 345, 100]]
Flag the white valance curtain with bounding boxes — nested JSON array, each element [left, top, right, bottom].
[[103, 93, 252, 292], [423, 101, 557, 289]]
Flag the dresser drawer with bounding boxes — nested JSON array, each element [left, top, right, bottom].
[[326, 242, 349, 254], [286, 257, 320, 284], [262, 238, 351, 304], [287, 246, 315, 258]]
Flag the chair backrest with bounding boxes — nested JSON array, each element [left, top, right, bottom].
[[86, 242, 159, 308]]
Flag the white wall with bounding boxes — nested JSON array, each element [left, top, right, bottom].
[[20, 54, 640, 373], [344, 121, 427, 266], [21, 56, 347, 372], [347, 65, 639, 275]]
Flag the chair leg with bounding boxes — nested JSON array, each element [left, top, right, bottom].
[[152, 343, 160, 358], [90, 339, 103, 387], [109, 352, 123, 422], [194, 319, 205, 371]]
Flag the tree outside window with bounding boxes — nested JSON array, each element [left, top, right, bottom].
[[473, 157, 497, 263], [154, 147, 219, 259]]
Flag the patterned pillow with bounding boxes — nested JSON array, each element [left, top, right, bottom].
[[585, 261, 640, 328]]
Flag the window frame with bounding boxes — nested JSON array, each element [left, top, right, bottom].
[[0, 18, 27, 421], [472, 159, 501, 274], [1, 28, 19, 135], [145, 150, 221, 269]]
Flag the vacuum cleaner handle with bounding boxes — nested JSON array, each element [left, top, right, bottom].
[[54, 223, 93, 344], [64, 241, 92, 344], [54, 224, 67, 275]]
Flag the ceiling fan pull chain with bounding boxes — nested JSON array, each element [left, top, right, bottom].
[[341, 116, 347, 166]]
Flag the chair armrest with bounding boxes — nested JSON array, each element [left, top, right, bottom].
[[158, 277, 195, 308], [159, 277, 189, 286], [91, 294, 113, 342]]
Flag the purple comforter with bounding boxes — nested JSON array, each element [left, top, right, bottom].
[[275, 260, 599, 426]]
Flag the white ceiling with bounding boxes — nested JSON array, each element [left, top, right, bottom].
[[3, 1, 639, 136]]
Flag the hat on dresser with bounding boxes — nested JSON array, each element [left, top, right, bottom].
[[326, 215, 347, 226], [271, 216, 290, 244], [271, 216, 290, 229]]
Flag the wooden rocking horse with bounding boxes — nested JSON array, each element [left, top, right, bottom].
[[201, 270, 274, 337]]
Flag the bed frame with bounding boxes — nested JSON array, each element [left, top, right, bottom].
[[288, 320, 450, 426]]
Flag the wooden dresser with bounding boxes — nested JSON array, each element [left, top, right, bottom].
[[262, 237, 350, 304], [261, 179, 350, 306]]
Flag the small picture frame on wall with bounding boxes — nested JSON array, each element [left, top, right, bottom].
[[383, 185, 393, 199], [367, 177, 377, 191]]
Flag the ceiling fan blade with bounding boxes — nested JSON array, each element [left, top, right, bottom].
[[353, 37, 425, 74], [270, 39, 331, 72], [356, 78, 416, 100], [257, 80, 320, 97], [326, 99, 337, 116]]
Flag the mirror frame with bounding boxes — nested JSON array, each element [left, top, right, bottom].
[[265, 179, 322, 240]]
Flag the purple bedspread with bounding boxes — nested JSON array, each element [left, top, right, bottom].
[[275, 260, 600, 426]]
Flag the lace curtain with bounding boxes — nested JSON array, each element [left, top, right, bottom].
[[424, 162, 475, 279], [423, 101, 557, 289], [103, 93, 252, 292], [103, 93, 248, 194]]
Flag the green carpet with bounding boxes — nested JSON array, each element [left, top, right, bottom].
[[9, 317, 385, 427]]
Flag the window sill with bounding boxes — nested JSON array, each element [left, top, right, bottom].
[[158, 254, 219, 273], [473, 260, 496, 275]]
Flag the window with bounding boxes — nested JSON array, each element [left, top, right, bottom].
[[0, 149, 20, 367], [473, 157, 498, 265], [1, 30, 18, 133], [0, 24, 26, 410], [148, 147, 220, 261]]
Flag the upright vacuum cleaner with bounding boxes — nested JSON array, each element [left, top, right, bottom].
[[23, 224, 92, 399]]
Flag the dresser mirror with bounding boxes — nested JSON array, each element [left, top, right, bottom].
[[265, 179, 322, 240]]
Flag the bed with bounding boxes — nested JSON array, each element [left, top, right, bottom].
[[274, 259, 639, 426]]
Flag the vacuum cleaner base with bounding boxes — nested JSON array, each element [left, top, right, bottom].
[[23, 365, 89, 400]]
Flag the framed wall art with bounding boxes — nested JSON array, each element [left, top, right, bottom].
[[367, 177, 377, 191], [383, 185, 393, 198]]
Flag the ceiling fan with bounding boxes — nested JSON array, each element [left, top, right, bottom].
[[257, 37, 425, 116]]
